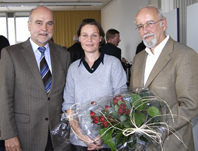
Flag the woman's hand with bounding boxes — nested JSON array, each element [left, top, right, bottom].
[[80, 134, 103, 150], [67, 109, 103, 150]]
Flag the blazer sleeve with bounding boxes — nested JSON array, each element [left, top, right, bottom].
[[167, 48, 198, 131], [0, 48, 18, 139]]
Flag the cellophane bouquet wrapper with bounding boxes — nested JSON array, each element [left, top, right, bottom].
[[51, 113, 71, 151], [68, 88, 172, 151]]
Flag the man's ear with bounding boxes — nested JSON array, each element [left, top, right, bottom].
[[107, 37, 112, 43], [28, 21, 31, 31], [162, 18, 167, 31]]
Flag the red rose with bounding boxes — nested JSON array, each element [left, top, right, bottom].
[[120, 103, 126, 109], [113, 99, 118, 105], [118, 108, 123, 114], [93, 116, 99, 124], [91, 101, 97, 105], [115, 95, 123, 100], [105, 105, 111, 111], [90, 111, 96, 117], [99, 116, 105, 122], [124, 109, 130, 115], [102, 121, 108, 127], [118, 98, 124, 101]]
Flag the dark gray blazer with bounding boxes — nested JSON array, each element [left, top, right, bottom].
[[0, 39, 70, 151]]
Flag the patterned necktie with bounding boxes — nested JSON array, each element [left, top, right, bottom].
[[38, 47, 52, 93]]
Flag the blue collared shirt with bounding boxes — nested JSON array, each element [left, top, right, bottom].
[[29, 38, 52, 74]]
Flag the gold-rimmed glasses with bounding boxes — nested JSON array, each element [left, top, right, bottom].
[[136, 18, 163, 31]]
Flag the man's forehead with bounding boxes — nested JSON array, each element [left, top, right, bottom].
[[136, 8, 159, 23], [31, 14, 53, 22], [115, 33, 119, 37], [31, 7, 53, 21]]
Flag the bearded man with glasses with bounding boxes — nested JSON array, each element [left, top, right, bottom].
[[130, 5, 198, 151]]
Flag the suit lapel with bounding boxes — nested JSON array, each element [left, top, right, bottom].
[[49, 43, 61, 94], [145, 37, 175, 88], [138, 51, 147, 87], [21, 39, 46, 92]]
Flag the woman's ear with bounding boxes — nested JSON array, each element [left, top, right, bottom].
[[100, 36, 102, 42], [79, 36, 81, 42]]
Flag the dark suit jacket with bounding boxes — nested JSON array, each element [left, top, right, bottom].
[[130, 37, 198, 151], [0, 39, 70, 151], [136, 41, 145, 54], [100, 42, 121, 61], [0, 35, 10, 58], [67, 42, 84, 63]]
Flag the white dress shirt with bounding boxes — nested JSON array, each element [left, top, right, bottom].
[[29, 38, 52, 74], [144, 35, 169, 86]]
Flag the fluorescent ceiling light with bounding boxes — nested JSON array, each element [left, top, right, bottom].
[[0, 2, 102, 7]]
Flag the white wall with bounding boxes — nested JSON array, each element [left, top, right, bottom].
[[187, 2, 198, 54], [187, 2, 198, 151], [165, 8, 179, 42], [101, 0, 149, 62]]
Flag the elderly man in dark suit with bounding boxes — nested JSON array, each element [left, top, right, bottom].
[[0, 6, 70, 151], [130, 5, 198, 151], [0, 35, 10, 151]]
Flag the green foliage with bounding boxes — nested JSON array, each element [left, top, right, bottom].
[[99, 128, 117, 151], [127, 135, 137, 149], [118, 101, 124, 106], [133, 112, 145, 127], [124, 98, 132, 110], [114, 105, 119, 112], [130, 93, 141, 105], [115, 130, 125, 146], [147, 106, 161, 117], [130, 94, 147, 111], [120, 115, 127, 122], [109, 107, 120, 118]]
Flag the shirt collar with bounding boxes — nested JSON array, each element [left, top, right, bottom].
[[145, 35, 169, 56], [78, 51, 104, 67], [29, 38, 49, 52]]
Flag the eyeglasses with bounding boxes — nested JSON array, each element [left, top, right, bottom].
[[136, 19, 163, 31]]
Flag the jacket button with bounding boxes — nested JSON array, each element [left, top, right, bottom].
[[48, 97, 50, 101], [45, 118, 48, 121]]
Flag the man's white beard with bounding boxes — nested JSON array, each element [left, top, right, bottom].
[[143, 33, 157, 48]]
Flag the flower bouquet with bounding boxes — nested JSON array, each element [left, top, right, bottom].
[[59, 88, 187, 151], [88, 89, 170, 151]]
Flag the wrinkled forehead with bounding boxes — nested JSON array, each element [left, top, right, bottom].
[[31, 7, 54, 22], [136, 7, 159, 24]]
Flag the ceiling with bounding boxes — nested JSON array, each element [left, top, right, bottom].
[[0, 0, 113, 12]]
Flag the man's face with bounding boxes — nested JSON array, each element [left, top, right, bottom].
[[111, 33, 121, 46], [136, 7, 166, 49], [28, 6, 54, 46]]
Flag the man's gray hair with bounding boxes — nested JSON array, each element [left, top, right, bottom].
[[134, 5, 166, 24], [141, 5, 166, 19], [73, 35, 79, 42], [28, 6, 55, 24]]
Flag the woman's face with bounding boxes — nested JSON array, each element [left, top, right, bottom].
[[79, 24, 102, 54]]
